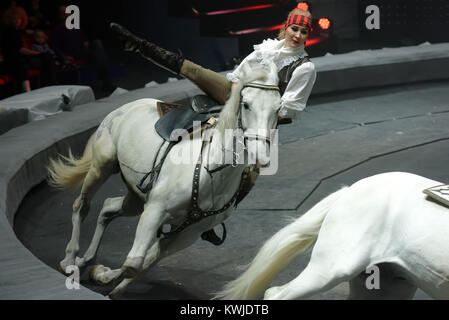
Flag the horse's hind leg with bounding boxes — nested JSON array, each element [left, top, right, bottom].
[[76, 190, 144, 269], [264, 238, 369, 299], [60, 135, 118, 272], [75, 196, 123, 269], [263, 261, 356, 300]]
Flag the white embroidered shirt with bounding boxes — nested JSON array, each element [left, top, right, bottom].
[[227, 38, 316, 119]]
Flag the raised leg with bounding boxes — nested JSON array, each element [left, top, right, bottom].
[[110, 23, 231, 104]]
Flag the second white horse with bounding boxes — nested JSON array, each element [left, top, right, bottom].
[[216, 171, 449, 300]]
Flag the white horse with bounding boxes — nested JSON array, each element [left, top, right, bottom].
[[47, 62, 281, 298], [215, 171, 449, 300]]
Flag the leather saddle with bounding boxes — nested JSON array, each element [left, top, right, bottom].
[[154, 95, 228, 246], [155, 95, 222, 142]]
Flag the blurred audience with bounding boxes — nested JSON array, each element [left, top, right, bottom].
[[1, 1, 28, 31], [1, 7, 56, 93], [26, 0, 51, 30], [0, 1, 117, 97], [51, 5, 116, 92], [31, 29, 73, 69]]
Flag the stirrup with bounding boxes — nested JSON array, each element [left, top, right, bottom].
[[201, 223, 227, 246]]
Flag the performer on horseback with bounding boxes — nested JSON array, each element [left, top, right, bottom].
[[110, 7, 317, 125], [110, 8, 317, 246]]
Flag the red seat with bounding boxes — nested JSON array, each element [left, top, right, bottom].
[[0, 74, 14, 84], [21, 34, 34, 50], [27, 70, 41, 78]]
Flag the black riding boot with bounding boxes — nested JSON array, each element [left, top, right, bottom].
[[110, 22, 184, 75]]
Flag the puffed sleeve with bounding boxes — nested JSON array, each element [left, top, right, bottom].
[[278, 61, 316, 120], [226, 51, 258, 83]]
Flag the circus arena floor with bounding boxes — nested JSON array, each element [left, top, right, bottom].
[[13, 79, 449, 300]]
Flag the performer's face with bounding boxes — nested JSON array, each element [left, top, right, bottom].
[[284, 24, 309, 48]]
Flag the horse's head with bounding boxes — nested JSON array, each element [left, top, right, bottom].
[[218, 61, 281, 169]]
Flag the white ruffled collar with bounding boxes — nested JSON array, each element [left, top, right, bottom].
[[253, 38, 308, 71]]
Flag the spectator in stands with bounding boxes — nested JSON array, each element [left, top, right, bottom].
[[1, 9, 56, 93], [31, 29, 55, 57], [26, 0, 51, 30], [1, 1, 28, 32], [51, 5, 116, 92], [31, 29, 71, 68]]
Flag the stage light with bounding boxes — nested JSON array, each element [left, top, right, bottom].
[[296, 2, 309, 11], [305, 38, 324, 46], [191, 7, 200, 16], [318, 18, 331, 30], [195, 4, 276, 16]]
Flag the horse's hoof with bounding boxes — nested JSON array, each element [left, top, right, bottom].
[[57, 263, 68, 276], [90, 264, 107, 283], [58, 260, 74, 276]]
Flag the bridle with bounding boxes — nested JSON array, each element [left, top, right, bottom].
[[238, 82, 281, 146]]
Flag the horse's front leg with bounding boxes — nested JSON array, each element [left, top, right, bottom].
[[121, 202, 167, 278], [107, 226, 202, 299], [107, 240, 161, 299]]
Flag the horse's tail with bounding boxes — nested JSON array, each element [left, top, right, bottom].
[[46, 133, 96, 190], [214, 187, 348, 300]]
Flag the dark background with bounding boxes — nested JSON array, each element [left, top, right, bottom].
[[21, 0, 449, 68], [4, 0, 449, 90]]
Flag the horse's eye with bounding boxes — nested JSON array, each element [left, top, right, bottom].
[[243, 102, 250, 110]]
